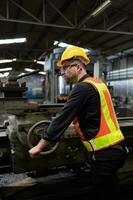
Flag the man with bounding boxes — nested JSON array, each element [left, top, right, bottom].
[[29, 46, 128, 199]]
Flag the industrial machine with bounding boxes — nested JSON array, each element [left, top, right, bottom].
[[0, 71, 133, 179], [0, 71, 86, 174]]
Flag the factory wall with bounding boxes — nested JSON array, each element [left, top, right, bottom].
[[107, 55, 133, 117]]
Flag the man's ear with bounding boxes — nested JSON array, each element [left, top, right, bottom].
[[76, 64, 82, 72]]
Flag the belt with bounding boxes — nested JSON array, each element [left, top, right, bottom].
[[111, 144, 124, 151], [112, 144, 129, 154]]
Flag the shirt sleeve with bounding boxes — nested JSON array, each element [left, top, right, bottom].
[[43, 83, 90, 141]]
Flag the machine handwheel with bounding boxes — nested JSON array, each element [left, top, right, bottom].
[[27, 120, 59, 155]]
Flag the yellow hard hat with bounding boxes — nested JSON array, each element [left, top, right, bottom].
[[57, 46, 90, 67]]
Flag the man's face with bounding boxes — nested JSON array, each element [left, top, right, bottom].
[[60, 60, 79, 84]]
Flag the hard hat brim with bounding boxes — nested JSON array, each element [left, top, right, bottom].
[[57, 60, 62, 67]]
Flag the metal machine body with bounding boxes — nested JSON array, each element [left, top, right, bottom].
[[0, 71, 87, 173], [5, 106, 86, 173]]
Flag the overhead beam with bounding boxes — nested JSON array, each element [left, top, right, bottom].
[[107, 17, 127, 30], [81, 27, 133, 36], [0, 0, 133, 36], [74, 0, 133, 45], [42, 0, 46, 23], [27, 0, 73, 60], [78, 0, 133, 29], [0, 17, 133, 36], [6, 0, 9, 18], [9, 0, 42, 23], [103, 37, 133, 54], [73, 17, 128, 47], [47, 0, 73, 26], [6, 0, 74, 27]]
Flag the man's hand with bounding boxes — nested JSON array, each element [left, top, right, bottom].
[[29, 146, 41, 157], [28, 139, 48, 158]]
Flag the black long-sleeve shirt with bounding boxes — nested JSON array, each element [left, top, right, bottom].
[[43, 74, 100, 141]]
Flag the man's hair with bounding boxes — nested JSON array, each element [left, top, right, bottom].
[[72, 58, 86, 70]]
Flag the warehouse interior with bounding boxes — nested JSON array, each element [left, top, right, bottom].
[[0, 0, 133, 114], [0, 0, 133, 199]]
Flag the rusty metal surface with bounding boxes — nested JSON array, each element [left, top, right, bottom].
[[0, 170, 133, 200]]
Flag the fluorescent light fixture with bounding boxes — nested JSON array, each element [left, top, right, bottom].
[[0, 72, 10, 77], [107, 55, 119, 60], [84, 48, 91, 53], [12, 58, 17, 61], [0, 37, 27, 45], [54, 41, 91, 52], [39, 71, 46, 75], [54, 41, 59, 45], [91, 0, 111, 17], [24, 68, 35, 72], [37, 61, 45, 65], [24, 68, 46, 75], [0, 58, 17, 64], [0, 59, 13, 64], [18, 73, 26, 76], [0, 67, 12, 72], [34, 60, 45, 65], [54, 41, 73, 48]]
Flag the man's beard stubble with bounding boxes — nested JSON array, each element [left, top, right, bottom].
[[65, 74, 78, 84]]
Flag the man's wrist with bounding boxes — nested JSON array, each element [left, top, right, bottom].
[[37, 139, 48, 151]]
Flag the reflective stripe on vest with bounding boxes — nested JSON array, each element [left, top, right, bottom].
[[73, 77, 124, 152], [83, 129, 124, 152]]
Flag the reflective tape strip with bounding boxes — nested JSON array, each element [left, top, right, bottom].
[[100, 82, 119, 129], [83, 80, 116, 132], [83, 129, 124, 152]]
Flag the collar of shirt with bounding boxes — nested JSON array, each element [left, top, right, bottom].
[[78, 74, 90, 83]]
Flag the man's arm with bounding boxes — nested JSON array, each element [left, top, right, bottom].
[[43, 83, 89, 141], [29, 83, 89, 157]]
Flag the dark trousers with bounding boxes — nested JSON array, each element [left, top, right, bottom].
[[88, 147, 127, 200]]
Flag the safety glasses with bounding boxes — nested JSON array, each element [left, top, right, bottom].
[[61, 63, 78, 73]]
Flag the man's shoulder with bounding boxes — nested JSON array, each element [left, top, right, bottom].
[[70, 81, 98, 96], [75, 81, 97, 91]]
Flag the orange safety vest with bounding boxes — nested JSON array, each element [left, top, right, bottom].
[[73, 77, 124, 152]]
